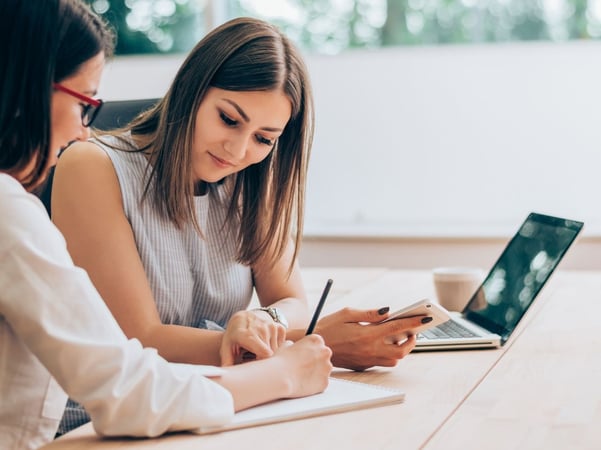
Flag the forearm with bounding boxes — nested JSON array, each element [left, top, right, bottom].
[[138, 324, 224, 366], [3, 243, 234, 436], [253, 246, 310, 330], [214, 357, 292, 411]]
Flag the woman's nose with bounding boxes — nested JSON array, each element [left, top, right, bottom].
[[224, 134, 249, 160]]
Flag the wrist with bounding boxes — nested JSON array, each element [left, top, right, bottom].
[[252, 306, 289, 329], [267, 355, 295, 397]]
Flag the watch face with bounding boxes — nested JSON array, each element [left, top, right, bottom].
[[271, 308, 289, 329]]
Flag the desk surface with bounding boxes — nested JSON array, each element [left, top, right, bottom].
[[41, 268, 601, 450]]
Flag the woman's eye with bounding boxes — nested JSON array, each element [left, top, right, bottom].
[[220, 112, 237, 126], [256, 135, 274, 146]]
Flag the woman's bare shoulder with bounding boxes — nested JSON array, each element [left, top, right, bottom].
[[52, 139, 122, 206]]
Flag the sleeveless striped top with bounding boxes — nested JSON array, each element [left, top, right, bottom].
[[97, 134, 254, 328]]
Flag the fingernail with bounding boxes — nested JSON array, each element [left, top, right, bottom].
[[421, 316, 433, 324], [378, 307, 390, 315]]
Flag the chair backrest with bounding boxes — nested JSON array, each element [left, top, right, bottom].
[[39, 98, 160, 215], [92, 98, 160, 131]]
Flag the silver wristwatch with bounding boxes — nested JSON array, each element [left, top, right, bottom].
[[254, 307, 289, 329]]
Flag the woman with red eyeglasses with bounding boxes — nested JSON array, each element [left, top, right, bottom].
[[0, 1, 331, 449]]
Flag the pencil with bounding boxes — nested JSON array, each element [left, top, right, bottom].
[[305, 279, 333, 335]]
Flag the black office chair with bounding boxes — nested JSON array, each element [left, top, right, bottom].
[[92, 98, 160, 130], [39, 98, 160, 215]]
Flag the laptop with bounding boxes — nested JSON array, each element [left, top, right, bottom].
[[414, 212, 583, 351]]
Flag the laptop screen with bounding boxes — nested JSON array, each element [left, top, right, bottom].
[[463, 213, 583, 343]]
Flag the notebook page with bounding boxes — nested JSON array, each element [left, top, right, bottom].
[[195, 378, 405, 435]]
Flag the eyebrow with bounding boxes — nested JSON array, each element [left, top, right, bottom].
[[222, 98, 283, 132]]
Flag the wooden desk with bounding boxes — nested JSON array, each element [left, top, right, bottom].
[[41, 269, 599, 449], [424, 271, 601, 449]]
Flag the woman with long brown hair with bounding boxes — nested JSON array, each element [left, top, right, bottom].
[[52, 16, 423, 434]]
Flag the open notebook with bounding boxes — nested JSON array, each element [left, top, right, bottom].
[[194, 377, 404, 435]]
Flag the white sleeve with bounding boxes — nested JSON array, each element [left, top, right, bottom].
[[0, 188, 234, 437]]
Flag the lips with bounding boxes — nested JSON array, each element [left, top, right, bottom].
[[208, 152, 234, 168]]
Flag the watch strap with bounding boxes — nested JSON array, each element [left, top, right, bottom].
[[253, 307, 289, 329]]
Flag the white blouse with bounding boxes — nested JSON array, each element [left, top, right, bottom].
[[0, 174, 234, 450]]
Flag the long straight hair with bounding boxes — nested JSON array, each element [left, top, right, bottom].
[[0, 0, 113, 191], [124, 17, 314, 271]]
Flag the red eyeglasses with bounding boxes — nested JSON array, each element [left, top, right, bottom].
[[53, 83, 104, 127]]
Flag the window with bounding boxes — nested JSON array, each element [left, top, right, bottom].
[[87, 0, 601, 55], [89, 1, 601, 237]]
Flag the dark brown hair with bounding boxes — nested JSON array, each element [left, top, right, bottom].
[[121, 17, 314, 271], [0, 0, 113, 191]]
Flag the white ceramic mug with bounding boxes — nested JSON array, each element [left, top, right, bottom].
[[432, 267, 485, 312]]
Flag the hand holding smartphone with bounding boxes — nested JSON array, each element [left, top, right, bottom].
[[378, 299, 451, 344]]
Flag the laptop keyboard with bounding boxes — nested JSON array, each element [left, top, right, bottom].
[[418, 320, 480, 340]]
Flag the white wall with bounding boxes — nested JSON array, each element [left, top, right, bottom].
[[100, 41, 601, 239]]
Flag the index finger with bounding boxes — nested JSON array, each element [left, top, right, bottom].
[[220, 345, 236, 367], [239, 335, 274, 360]]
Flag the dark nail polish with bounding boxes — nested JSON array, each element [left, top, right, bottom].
[[421, 316, 433, 324], [378, 307, 390, 315]]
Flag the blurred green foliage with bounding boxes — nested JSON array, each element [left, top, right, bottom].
[[86, 0, 601, 55]]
